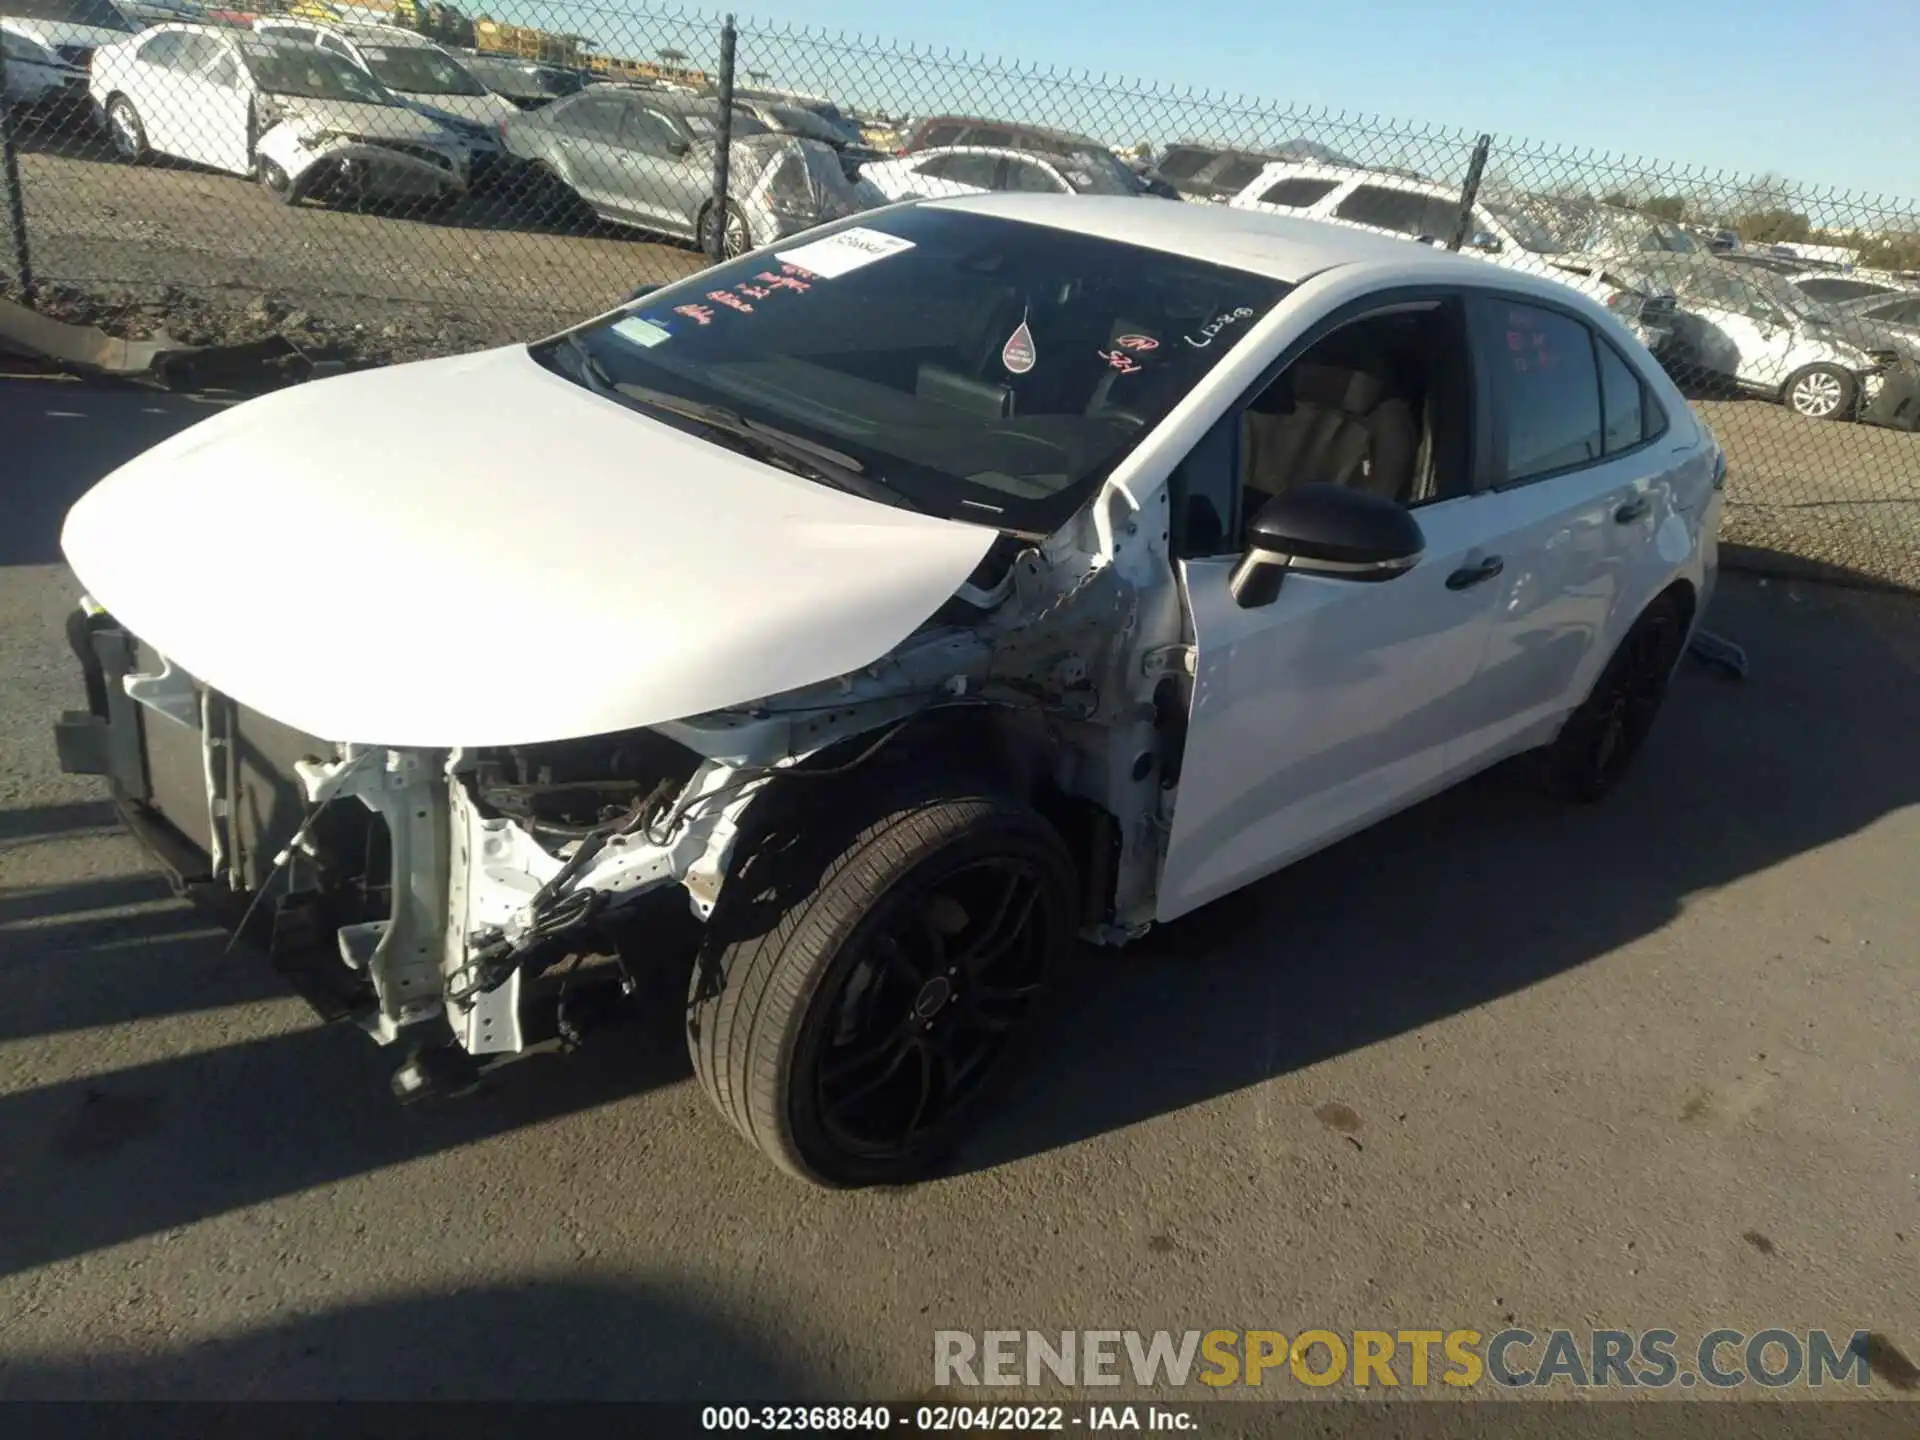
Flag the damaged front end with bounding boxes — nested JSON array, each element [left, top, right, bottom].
[[56, 484, 1189, 1089]]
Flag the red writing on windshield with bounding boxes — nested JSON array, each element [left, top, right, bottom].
[[674, 304, 715, 326], [709, 291, 754, 314]]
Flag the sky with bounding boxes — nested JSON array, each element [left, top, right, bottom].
[[490, 0, 1920, 215]]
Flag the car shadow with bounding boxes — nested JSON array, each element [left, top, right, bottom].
[[0, 1275, 809, 1399], [955, 569, 1920, 1174], [0, 976, 694, 1280]]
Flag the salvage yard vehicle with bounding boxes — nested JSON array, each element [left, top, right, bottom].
[[502, 87, 881, 255], [250, 19, 516, 182], [454, 50, 585, 110], [54, 197, 1724, 1187], [1, 0, 138, 75], [862, 144, 1141, 202], [1230, 163, 1681, 355], [1662, 264, 1902, 421], [90, 26, 470, 204], [3, 20, 89, 111]]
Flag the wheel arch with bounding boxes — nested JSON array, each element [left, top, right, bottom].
[[743, 701, 1121, 931]]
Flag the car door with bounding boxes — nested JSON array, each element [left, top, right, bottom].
[[158, 33, 250, 173], [1445, 294, 1676, 765], [1156, 292, 1511, 921], [1691, 272, 1793, 388], [616, 105, 705, 235], [546, 92, 631, 212], [117, 31, 178, 152]]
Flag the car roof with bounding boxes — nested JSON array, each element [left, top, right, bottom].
[[900, 145, 1067, 164], [913, 114, 1106, 146], [925, 193, 1553, 286], [1251, 159, 1455, 198]]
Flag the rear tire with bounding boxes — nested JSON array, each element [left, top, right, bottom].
[[1782, 363, 1856, 421], [105, 96, 148, 163], [687, 786, 1077, 1187], [1540, 594, 1687, 802]]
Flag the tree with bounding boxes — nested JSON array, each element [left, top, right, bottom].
[[657, 47, 688, 64], [1641, 195, 1688, 222], [1601, 190, 1635, 209], [1733, 208, 1811, 244]]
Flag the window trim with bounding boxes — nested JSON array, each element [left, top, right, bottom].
[[1169, 285, 1495, 558], [1467, 291, 1670, 491]]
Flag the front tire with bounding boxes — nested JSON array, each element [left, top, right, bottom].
[[1541, 594, 1687, 802], [687, 788, 1077, 1187], [105, 96, 148, 163], [1782, 363, 1856, 421], [256, 156, 299, 205], [698, 200, 752, 259]]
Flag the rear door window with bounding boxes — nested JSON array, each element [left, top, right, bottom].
[[1594, 334, 1652, 453], [1155, 147, 1217, 180], [1208, 155, 1266, 193], [1334, 184, 1459, 239], [1479, 299, 1604, 483], [1003, 157, 1065, 193], [1256, 176, 1339, 208], [920, 122, 963, 147], [557, 94, 628, 143], [921, 152, 1001, 188], [136, 31, 186, 67]]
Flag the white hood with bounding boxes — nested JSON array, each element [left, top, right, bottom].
[[60, 347, 998, 747], [273, 96, 458, 146], [399, 90, 514, 128]]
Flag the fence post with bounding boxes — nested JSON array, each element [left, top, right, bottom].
[[706, 14, 737, 261], [1446, 133, 1493, 251], [0, 44, 36, 301]]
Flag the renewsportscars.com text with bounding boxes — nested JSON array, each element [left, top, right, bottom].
[[933, 1328, 1877, 1390]]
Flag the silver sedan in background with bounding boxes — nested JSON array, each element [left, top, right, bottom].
[[502, 85, 883, 255]]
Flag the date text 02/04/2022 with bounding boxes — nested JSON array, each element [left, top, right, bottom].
[[698, 1403, 1201, 1432]]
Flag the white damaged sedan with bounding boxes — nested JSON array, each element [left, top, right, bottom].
[[90, 25, 468, 204], [55, 197, 1724, 1185]]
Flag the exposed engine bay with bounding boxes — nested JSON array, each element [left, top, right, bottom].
[[60, 487, 1191, 1084]]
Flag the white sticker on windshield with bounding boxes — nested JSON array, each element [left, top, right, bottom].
[[611, 315, 672, 348], [774, 226, 915, 279]]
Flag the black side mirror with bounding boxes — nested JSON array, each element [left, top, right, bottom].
[[667, 137, 691, 157], [1230, 483, 1425, 608]]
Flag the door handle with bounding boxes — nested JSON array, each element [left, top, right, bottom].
[[1445, 555, 1504, 591], [1614, 495, 1651, 524]]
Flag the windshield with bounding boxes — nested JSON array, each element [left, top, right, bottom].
[[243, 42, 394, 105], [537, 207, 1288, 535], [1482, 201, 1565, 255], [359, 43, 486, 97], [4, 0, 132, 28]]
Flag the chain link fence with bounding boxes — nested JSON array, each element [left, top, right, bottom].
[[4, 0, 1918, 587]]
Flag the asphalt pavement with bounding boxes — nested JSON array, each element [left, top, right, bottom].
[[1, 375, 1916, 1403]]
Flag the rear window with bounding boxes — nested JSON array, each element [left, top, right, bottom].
[[544, 208, 1289, 535]]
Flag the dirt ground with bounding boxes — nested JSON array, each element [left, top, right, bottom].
[[7, 140, 1918, 588]]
